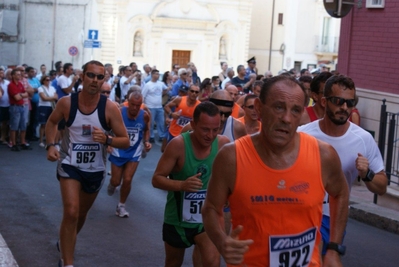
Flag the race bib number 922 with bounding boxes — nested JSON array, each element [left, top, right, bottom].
[[269, 227, 317, 267]]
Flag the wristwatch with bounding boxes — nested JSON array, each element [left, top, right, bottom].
[[326, 242, 346, 255], [45, 143, 56, 150], [105, 135, 113, 146], [362, 168, 375, 182]]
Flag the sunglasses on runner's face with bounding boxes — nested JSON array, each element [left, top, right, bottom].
[[101, 91, 111, 94], [190, 90, 199, 94], [245, 105, 255, 110], [219, 111, 232, 117], [326, 96, 356, 108], [85, 72, 105, 80]]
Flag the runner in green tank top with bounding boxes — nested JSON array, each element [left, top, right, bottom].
[[152, 102, 229, 267]]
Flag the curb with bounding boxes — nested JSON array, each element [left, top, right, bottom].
[[349, 200, 399, 235], [0, 234, 18, 267]]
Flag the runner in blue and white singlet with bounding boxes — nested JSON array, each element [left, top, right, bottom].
[[107, 90, 151, 218]]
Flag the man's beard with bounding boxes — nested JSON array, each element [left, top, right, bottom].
[[326, 106, 349, 126]]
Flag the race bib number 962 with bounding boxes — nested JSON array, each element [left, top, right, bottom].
[[71, 143, 101, 169], [269, 227, 317, 267]]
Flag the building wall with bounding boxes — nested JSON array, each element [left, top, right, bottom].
[[338, 1, 399, 95], [16, 0, 97, 70], [248, 0, 340, 76], [338, 1, 399, 140]]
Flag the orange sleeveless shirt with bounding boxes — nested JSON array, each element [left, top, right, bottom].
[[169, 96, 200, 137], [237, 116, 261, 133], [229, 133, 324, 267], [123, 101, 145, 110], [231, 103, 242, 118]]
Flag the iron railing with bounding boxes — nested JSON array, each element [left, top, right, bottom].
[[376, 99, 399, 203]]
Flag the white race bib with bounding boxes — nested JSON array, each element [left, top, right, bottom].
[[127, 127, 139, 147], [269, 227, 317, 267], [70, 143, 101, 170], [322, 192, 330, 216], [182, 190, 206, 223], [176, 116, 191, 127]]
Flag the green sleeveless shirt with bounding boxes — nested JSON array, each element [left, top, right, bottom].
[[163, 132, 219, 228]]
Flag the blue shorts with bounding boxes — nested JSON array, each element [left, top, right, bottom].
[[57, 163, 105, 194], [320, 215, 346, 255], [166, 131, 177, 143], [9, 105, 26, 131], [38, 106, 53, 125], [0, 106, 10, 122], [108, 154, 140, 167]]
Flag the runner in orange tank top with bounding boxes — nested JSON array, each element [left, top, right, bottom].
[[238, 94, 261, 134], [202, 75, 349, 267], [164, 85, 201, 142]]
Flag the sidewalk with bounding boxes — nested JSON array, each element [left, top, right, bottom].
[[349, 182, 399, 234], [1, 184, 398, 266], [0, 233, 18, 267]]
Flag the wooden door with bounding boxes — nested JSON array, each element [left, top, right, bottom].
[[172, 50, 191, 68]]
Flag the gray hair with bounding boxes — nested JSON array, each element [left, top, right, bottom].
[[178, 68, 187, 76], [128, 90, 142, 100]]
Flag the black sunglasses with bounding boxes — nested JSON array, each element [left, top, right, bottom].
[[101, 91, 111, 94], [190, 90, 199, 94], [245, 105, 255, 110], [326, 96, 356, 108], [219, 111, 232, 117], [85, 72, 105, 80]]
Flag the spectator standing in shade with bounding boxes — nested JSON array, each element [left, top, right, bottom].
[[0, 67, 10, 145], [142, 69, 167, 143], [37, 75, 58, 147], [171, 68, 190, 97], [8, 69, 32, 151]]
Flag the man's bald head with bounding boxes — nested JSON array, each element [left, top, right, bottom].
[[101, 82, 111, 91], [210, 90, 233, 101], [225, 85, 239, 102]]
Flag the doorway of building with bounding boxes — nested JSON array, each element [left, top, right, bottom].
[[172, 50, 191, 70]]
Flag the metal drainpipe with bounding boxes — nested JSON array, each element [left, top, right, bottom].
[[268, 0, 275, 71], [51, 0, 57, 69]]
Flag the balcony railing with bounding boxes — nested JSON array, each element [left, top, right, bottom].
[[314, 36, 339, 53]]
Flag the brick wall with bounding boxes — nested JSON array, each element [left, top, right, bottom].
[[338, 2, 399, 95]]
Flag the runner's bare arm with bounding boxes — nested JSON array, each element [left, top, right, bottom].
[[356, 153, 387, 195], [45, 97, 70, 160], [363, 170, 387, 195], [202, 143, 253, 265], [106, 99, 129, 149], [164, 96, 181, 115], [143, 111, 152, 151], [319, 140, 349, 266], [152, 136, 203, 192], [233, 119, 247, 139]]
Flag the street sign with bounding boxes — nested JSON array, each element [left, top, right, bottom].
[[84, 40, 102, 48], [88, 29, 99, 40], [68, 46, 78, 56]]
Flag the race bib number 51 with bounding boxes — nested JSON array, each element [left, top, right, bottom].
[[182, 190, 206, 223], [269, 227, 317, 267]]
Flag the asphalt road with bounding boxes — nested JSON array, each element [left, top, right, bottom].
[[0, 141, 398, 267]]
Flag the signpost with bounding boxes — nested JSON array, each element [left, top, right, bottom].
[[85, 29, 101, 59]]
